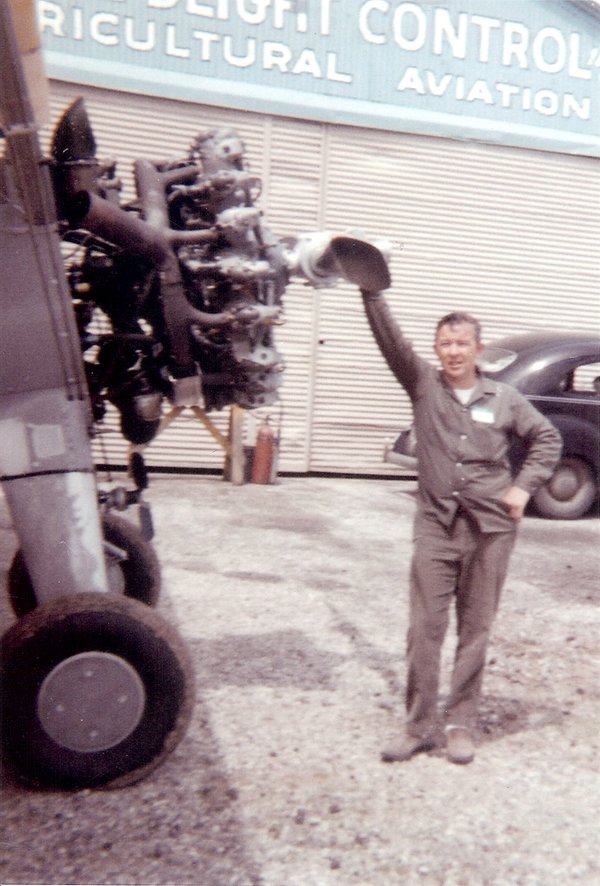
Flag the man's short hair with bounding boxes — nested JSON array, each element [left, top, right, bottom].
[[436, 312, 482, 343]]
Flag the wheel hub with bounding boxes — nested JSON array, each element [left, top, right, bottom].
[[37, 651, 146, 752], [549, 465, 579, 501]]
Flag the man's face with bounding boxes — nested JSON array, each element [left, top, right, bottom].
[[434, 321, 484, 388]]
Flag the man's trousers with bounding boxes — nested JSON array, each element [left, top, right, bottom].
[[406, 512, 516, 737]]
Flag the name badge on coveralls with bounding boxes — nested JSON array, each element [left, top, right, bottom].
[[471, 405, 495, 424]]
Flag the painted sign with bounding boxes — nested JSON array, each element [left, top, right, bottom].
[[37, 0, 600, 155]]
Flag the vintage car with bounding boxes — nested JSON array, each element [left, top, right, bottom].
[[384, 330, 600, 520]]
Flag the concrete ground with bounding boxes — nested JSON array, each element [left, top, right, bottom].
[[1, 474, 599, 885]]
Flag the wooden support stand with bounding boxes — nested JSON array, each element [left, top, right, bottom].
[[130, 404, 247, 485], [223, 405, 246, 486]]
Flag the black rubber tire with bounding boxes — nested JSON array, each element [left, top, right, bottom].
[[120, 410, 160, 445], [103, 512, 161, 605], [532, 456, 597, 520], [1, 593, 195, 790], [7, 512, 161, 617]]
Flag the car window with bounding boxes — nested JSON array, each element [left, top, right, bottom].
[[560, 362, 600, 395]]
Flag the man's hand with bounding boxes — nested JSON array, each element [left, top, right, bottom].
[[501, 485, 530, 523]]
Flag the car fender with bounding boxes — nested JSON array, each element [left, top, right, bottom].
[[544, 413, 599, 474]]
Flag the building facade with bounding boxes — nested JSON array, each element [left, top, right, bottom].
[[38, 0, 600, 473]]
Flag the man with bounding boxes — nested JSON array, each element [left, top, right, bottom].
[[360, 289, 562, 765]]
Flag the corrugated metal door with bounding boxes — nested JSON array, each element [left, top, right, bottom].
[[43, 83, 600, 475], [310, 127, 600, 474]]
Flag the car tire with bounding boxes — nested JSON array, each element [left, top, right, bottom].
[[532, 456, 597, 519], [7, 513, 161, 617], [0, 593, 195, 789]]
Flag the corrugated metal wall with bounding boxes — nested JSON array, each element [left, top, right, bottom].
[[43, 82, 600, 475], [311, 128, 600, 472]]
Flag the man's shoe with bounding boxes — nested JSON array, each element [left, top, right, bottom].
[[381, 733, 434, 763], [446, 726, 475, 765]]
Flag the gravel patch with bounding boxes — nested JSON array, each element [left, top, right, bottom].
[[1, 476, 599, 885]]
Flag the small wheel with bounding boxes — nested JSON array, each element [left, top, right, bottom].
[[120, 410, 160, 445], [102, 513, 160, 605], [532, 456, 597, 519], [1, 593, 195, 789], [7, 513, 160, 617]]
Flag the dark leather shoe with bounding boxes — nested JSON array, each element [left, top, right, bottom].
[[381, 733, 435, 763], [446, 727, 475, 764]]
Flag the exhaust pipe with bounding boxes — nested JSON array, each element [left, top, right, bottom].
[[67, 191, 170, 263]]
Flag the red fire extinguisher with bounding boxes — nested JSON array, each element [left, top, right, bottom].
[[251, 416, 277, 484]]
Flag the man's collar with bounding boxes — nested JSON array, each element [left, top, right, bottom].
[[437, 369, 498, 397]]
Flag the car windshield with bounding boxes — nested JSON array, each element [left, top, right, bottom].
[[478, 347, 518, 373]]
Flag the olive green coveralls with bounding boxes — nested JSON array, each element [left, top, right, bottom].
[[362, 291, 563, 736]]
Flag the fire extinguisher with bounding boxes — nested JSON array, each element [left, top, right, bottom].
[[251, 416, 277, 484]]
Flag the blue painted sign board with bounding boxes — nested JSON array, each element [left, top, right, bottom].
[[38, 0, 600, 155]]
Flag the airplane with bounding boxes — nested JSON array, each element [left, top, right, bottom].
[[0, 0, 390, 789]]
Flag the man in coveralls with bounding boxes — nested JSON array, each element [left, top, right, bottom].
[[360, 290, 562, 764]]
